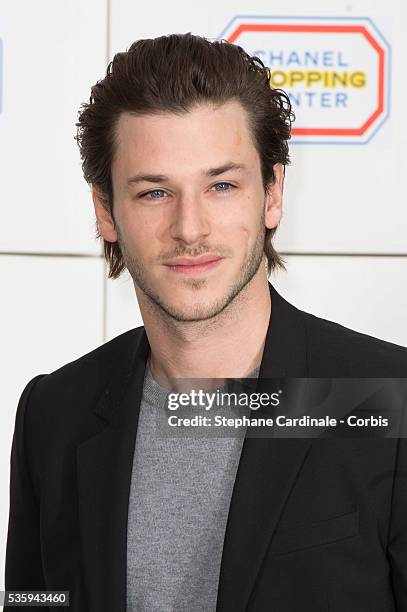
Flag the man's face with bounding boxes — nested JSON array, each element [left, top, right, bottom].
[[96, 100, 282, 322]]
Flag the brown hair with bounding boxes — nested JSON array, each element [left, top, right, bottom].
[[75, 33, 294, 278]]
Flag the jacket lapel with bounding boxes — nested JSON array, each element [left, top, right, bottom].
[[76, 328, 150, 612], [216, 283, 313, 611]]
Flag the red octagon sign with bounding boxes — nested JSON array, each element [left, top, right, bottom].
[[219, 17, 390, 143]]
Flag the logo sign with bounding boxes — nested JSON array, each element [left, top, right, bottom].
[[218, 16, 391, 144]]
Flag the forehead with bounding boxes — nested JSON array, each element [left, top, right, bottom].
[[112, 100, 259, 178]]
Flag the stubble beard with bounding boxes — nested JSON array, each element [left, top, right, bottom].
[[116, 210, 266, 323]]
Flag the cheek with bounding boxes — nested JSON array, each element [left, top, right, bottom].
[[219, 191, 257, 223], [217, 218, 258, 259], [219, 199, 262, 241], [119, 205, 161, 252]]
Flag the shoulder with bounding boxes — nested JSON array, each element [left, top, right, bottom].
[[300, 308, 407, 376], [18, 326, 145, 437], [33, 325, 144, 394], [12, 326, 146, 493]]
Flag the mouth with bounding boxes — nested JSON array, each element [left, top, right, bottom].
[[164, 257, 224, 275]]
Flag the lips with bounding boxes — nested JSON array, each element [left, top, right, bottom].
[[164, 255, 224, 275], [165, 255, 223, 266]]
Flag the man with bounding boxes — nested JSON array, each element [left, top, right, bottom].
[[5, 33, 407, 612]]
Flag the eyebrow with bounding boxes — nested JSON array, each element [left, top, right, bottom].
[[126, 162, 246, 186]]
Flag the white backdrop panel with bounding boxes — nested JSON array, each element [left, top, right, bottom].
[[0, 0, 106, 254], [271, 254, 407, 347], [0, 254, 104, 588], [110, 0, 407, 254]]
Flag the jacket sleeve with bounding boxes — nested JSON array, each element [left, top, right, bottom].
[[4, 374, 47, 606], [388, 394, 407, 609]]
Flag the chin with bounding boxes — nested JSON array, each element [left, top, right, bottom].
[[162, 293, 229, 322]]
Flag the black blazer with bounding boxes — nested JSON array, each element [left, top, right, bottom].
[[5, 282, 407, 611]]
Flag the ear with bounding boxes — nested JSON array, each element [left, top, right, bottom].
[[264, 163, 284, 230], [91, 185, 118, 242]]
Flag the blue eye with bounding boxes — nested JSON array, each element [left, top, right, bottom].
[[213, 182, 234, 192], [141, 189, 167, 200]]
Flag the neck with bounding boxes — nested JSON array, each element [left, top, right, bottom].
[[134, 267, 271, 389]]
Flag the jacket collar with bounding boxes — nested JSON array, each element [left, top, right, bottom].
[[259, 281, 308, 378], [77, 281, 311, 611]]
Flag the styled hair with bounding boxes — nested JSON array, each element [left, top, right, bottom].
[[75, 33, 294, 278]]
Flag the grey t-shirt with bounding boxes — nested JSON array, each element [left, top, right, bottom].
[[126, 362, 259, 612]]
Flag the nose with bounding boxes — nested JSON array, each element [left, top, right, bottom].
[[169, 193, 211, 244]]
